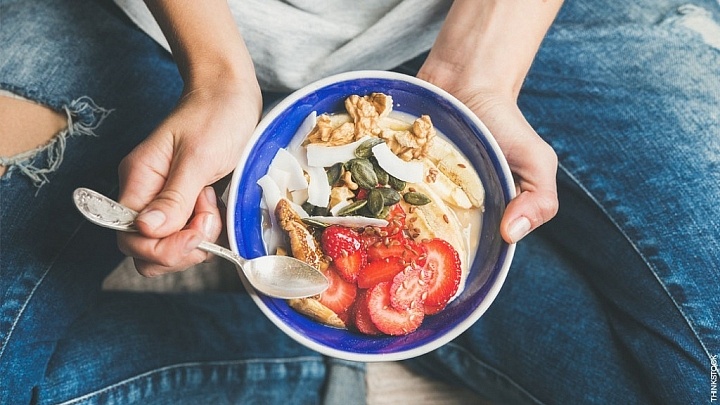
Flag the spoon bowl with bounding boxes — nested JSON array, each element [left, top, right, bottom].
[[72, 187, 328, 299]]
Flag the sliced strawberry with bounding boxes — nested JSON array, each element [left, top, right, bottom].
[[319, 264, 358, 315], [423, 303, 446, 316], [332, 252, 366, 283], [390, 264, 429, 310], [367, 238, 427, 267], [357, 257, 405, 289], [321, 225, 367, 283], [352, 289, 383, 335], [337, 308, 352, 326], [367, 282, 424, 336], [420, 238, 461, 314]]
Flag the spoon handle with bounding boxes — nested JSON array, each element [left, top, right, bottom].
[[197, 241, 246, 267], [73, 188, 243, 266]]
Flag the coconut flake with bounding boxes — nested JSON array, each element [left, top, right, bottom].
[[372, 142, 424, 183], [309, 216, 389, 228], [306, 166, 331, 207], [306, 136, 371, 168], [266, 166, 290, 195], [257, 175, 308, 218], [257, 175, 282, 214], [269, 148, 308, 191], [288, 111, 317, 154], [290, 188, 309, 205]]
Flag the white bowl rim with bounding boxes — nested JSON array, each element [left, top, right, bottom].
[[226, 70, 516, 362]]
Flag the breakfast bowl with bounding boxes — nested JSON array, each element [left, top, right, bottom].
[[226, 70, 516, 362]]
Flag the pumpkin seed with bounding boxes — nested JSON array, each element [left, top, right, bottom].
[[377, 206, 390, 219], [354, 138, 385, 158], [302, 218, 330, 229], [326, 162, 343, 186], [337, 199, 367, 216], [403, 191, 431, 206], [366, 189, 384, 216], [375, 187, 401, 205], [301, 202, 315, 214], [312, 205, 329, 216], [373, 162, 389, 185], [349, 158, 378, 189], [388, 175, 406, 191]]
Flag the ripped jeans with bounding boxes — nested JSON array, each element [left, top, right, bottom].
[[1, 0, 719, 404]]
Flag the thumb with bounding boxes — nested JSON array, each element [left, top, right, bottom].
[[500, 188, 558, 244], [134, 160, 209, 238]]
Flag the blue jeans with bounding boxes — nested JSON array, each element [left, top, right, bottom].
[[1, 0, 718, 404]]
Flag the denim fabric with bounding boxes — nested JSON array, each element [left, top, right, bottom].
[[0, 1, 335, 404], [1, 0, 719, 405], [405, 1, 720, 404]]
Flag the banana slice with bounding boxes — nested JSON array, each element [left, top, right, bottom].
[[401, 182, 469, 276], [288, 298, 346, 328], [426, 137, 485, 208], [421, 158, 472, 209]]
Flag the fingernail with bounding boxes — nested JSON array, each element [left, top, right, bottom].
[[508, 216, 531, 243], [204, 186, 217, 205], [183, 234, 203, 254], [202, 213, 215, 239], [137, 209, 166, 230]]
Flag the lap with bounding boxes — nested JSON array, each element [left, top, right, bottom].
[[38, 292, 326, 404]]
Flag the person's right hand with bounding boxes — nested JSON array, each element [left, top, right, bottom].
[[116, 79, 262, 277]]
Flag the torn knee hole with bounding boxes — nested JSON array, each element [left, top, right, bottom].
[[0, 93, 112, 185]]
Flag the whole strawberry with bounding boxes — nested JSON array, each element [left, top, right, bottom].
[[321, 225, 367, 283]]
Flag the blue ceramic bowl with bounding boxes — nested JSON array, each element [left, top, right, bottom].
[[227, 71, 516, 361]]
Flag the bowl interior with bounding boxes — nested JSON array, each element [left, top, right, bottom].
[[228, 72, 514, 361]]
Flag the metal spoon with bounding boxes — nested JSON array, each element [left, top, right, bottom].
[[72, 187, 328, 299]]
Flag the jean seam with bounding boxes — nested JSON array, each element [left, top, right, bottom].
[[557, 161, 713, 362], [0, 221, 86, 365], [55, 357, 325, 405]]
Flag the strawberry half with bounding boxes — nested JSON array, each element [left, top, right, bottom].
[[357, 257, 406, 289], [367, 282, 424, 336], [321, 225, 367, 283], [420, 238, 461, 314], [390, 264, 429, 310], [319, 264, 358, 315]]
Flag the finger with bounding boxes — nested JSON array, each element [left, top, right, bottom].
[[501, 187, 559, 244], [500, 142, 559, 243], [133, 148, 212, 238], [192, 186, 223, 241], [119, 229, 206, 277], [118, 187, 222, 276]]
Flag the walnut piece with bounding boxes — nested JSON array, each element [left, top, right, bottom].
[[304, 114, 333, 144], [378, 115, 436, 161], [345, 93, 393, 140], [304, 114, 356, 146], [329, 186, 355, 208]]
